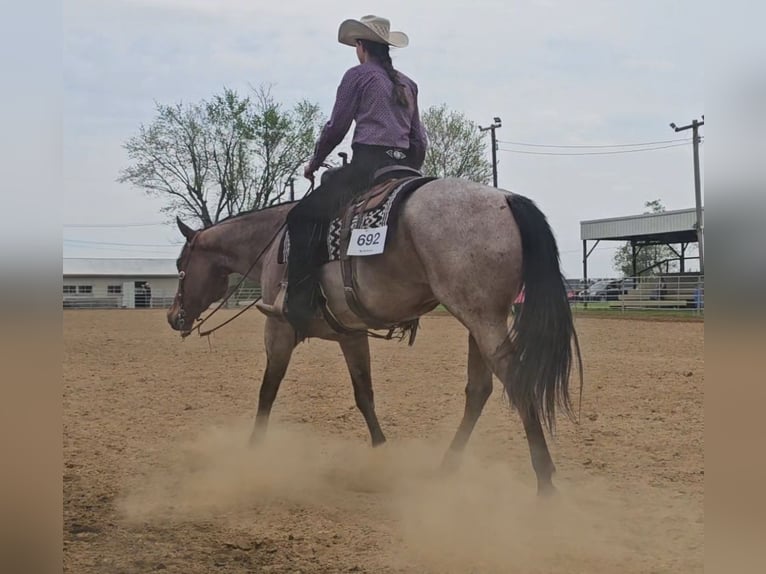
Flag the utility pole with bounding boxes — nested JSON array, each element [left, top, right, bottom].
[[285, 177, 295, 202], [670, 116, 704, 274], [479, 117, 502, 187]]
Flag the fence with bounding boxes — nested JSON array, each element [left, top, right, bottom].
[[62, 285, 262, 310], [63, 276, 704, 315], [567, 274, 704, 314]]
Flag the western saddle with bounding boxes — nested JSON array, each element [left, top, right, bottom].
[[256, 164, 435, 338]]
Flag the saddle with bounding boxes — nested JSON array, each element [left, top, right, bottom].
[[261, 166, 437, 339], [277, 166, 432, 265], [330, 170, 436, 336]]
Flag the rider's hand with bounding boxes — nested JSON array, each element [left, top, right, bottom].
[[303, 164, 315, 181]]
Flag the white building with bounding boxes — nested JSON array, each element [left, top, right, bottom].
[[63, 258, 178, 308]]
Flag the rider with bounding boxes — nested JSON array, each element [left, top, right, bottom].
[[262, 15, 428, 337]]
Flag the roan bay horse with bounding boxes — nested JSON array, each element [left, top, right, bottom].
[[167, 178, 582, 495]]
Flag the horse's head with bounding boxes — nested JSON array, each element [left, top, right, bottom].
[[167, 217, 230, 336]]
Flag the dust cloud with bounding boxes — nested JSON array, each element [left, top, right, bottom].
[[119, 421, 698, 573]]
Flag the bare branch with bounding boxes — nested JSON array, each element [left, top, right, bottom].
[[119, 85, 324, 225], [422, 104, 492, 185]]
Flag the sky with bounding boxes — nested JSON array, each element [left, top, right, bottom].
[[62, 0, 710, 277]]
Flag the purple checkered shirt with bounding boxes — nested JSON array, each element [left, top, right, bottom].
[[308, 60, 428, 172]]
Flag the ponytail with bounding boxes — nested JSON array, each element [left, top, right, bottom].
[[360, 40, 409, 107]]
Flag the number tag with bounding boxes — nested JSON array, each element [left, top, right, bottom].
[[347, 226, 388, 256]]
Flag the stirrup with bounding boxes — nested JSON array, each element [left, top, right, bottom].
[[256, 282, 287, 319]]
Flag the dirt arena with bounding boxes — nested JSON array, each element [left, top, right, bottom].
[[64, 310, 703, 573]]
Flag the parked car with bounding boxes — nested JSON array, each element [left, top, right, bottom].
[[576, 278, 634, 302]]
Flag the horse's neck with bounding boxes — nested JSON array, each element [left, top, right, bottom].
[[206, 207, 289, 278]]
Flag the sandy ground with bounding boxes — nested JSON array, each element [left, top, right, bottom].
[[63, 310, 703, 573]]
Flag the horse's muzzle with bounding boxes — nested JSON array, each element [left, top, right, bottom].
[[167, 308, 186, 332]]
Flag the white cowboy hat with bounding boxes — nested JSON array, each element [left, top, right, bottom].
[[337, 15, 409, 48]]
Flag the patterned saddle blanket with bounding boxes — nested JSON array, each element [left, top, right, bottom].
[[278, 175, 436, 264]]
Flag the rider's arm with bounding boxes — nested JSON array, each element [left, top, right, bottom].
[[407, 86, 428, 170], [308, 68, 361, 173]]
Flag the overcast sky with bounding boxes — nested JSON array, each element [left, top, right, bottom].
[[63, 0, 708, 277]]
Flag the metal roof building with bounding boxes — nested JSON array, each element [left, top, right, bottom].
[[63, 258, 178, 308], [63, 258, 178, 277], [580, 207, 703, 280]]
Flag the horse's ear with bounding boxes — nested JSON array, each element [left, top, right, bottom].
[[176, 217, 196, 242]]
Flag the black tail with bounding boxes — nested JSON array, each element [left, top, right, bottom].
[[503, 194, 583, 431]]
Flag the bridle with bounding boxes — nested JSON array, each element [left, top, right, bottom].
[[173, 187, 314, 338], [175, 270, 188, 330], [173, 231, 199, 336], [175, 221, 289, 339]]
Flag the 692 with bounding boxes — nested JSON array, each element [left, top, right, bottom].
[[356, 231, 382, 247]]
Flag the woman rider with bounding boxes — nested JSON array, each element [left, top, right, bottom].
[[262, 15, 428, 338]]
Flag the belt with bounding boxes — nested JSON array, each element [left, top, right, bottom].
[[352, 143, 408, 160], [385, 149, 408, 161]]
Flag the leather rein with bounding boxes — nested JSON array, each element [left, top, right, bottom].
[[175, 181, 316, 339], [177, 220, 286, 339]]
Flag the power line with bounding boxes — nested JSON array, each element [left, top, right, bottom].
[[63, 239, 183, 247], [497, 141, 696, 156], [62, 243, 182, 256], [62, 222, 168, 228], [559, 245, 620, 254], [495, 137, 692, 149]]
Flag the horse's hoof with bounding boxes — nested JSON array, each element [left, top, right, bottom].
[[371, 436, 387, 448], [248, 432, 265, 448], [439, 452, 462, 475], [537, 482, 558, 498]]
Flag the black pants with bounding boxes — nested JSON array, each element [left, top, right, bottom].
[[285, 144, 410, 336]]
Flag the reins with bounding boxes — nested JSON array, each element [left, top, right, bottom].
[[180, 181, 314, 339], [188, 220, 286, 338]]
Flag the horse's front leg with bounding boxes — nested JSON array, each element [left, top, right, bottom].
[[339, 334, 386, 446], [249, 317, 296, 445]]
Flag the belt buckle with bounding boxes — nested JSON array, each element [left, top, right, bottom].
[[386, 149, 407, 161]]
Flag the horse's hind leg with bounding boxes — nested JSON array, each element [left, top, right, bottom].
[[518, 408, 556, 496], [339, 334, 386, 446], [249, 317, 296, 446], [480, 324, 557, 495], [442, 334, 493, 471], [452, 317, 557, 495]]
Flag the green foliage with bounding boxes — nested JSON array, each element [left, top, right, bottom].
[[422, 104, 493, 184], [119, 86, 323, 227], [612, 199, 678, 276]]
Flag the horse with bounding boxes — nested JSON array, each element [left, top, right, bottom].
[[167, 177, 582, 495]]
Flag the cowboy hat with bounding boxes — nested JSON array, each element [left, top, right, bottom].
[[337, 15, 409, 48]]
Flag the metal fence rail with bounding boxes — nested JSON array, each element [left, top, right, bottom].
[[63, 276, 703, 314], [62, 286, 263, 310], [568, 274, 704, 314]]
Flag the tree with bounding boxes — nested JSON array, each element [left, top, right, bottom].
[[119, 86, 323, 227], [204, 88, 256, 221], [247, 88, 323, 210], [612, 199, 677, 276], [422, 104, 493, 184]]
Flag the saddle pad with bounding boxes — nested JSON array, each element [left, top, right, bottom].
[[278, 177, 431, 264]]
